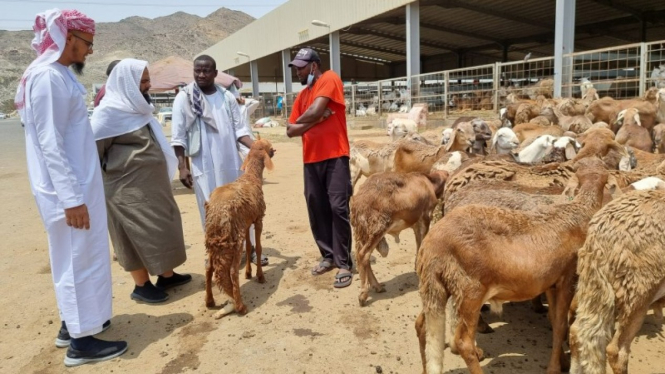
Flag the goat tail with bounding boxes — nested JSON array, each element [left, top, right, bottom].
[[206, 234, 239, 299], [570, 243, 615, 374]]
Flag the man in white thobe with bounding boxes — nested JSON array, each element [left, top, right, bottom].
[[171, 55, 270, 266], [16, 8, 127, 367]]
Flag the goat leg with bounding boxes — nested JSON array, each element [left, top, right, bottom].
[[230, 254, 247, 315], [546, 276, 575, 374], [254, 220, 266, 284], [204, 253, 215, 308], [244, 229, 253, 280], [415, 312, 427, 374]]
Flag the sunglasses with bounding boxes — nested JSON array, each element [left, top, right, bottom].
[[71, 34, 94, 51]]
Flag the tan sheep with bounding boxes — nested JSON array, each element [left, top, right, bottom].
[[569, 190, 665, 374], [417, 157, 613, 374], [350, 171, 448, 306], [614, 108, 653, 152], [512, 122, 565, 143], [586, 87, 660, 133], [204, 139, 274, 319]]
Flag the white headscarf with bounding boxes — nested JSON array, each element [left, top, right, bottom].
[[15, 8, 95, 113], [91, 58, 178, 180]]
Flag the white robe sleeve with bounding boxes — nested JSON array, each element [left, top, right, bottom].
[[29, 69, 85, 209], [228, 93, 251, 140], [171, 91, 188, 149]]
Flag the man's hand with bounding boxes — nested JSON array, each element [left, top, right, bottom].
[[65, 204, 90, 230], [179, 167, 193, 189]]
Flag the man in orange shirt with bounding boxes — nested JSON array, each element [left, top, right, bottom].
[[286, 48, 353, 288]]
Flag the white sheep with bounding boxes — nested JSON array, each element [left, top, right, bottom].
[[580, 77, 594, 99], [440, 128, 453, 145], [514, 134, 557, 163], [490, 127, 520, 154], [387, 119, 418, 141], [628, 176, 665, 190]]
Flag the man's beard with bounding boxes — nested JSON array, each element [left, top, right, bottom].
[[142, 92, 152, 104], [72, 62, 85, 75]]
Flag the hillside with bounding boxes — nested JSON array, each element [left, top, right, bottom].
[[0, 7, 254, 111]]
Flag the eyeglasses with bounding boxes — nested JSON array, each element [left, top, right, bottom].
[[71, 34, 93, 51]]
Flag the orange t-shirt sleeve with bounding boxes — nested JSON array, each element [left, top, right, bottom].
[[312, 72, 345, 110]]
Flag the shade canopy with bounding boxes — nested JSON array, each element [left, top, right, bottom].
[[148, 55, 242, 92]]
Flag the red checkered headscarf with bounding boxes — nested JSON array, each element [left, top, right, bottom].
[[15, 9, 95, 111]]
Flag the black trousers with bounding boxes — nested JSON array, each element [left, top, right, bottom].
[[303, 156, 353, 270]]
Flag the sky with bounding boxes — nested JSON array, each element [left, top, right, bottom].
[[0, 0, 289, 31]]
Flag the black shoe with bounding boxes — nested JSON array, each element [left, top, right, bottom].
[[64, 336, 128, 367], [155, 272, 192, 290], [55, 320, 111, 348], [130, 281, 169, 303]]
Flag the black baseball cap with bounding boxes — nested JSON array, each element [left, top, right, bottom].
[[288, 48, 321, 68]]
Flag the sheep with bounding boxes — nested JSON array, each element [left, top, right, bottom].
[[553, 104, 594, 134], [349, 136, 427, 188], [204, 139, 274, 318], [393, 142, 450, 174], [416, 157, 612, 374], [652, 123, 665, 153], [657, 88, 665, 123], [514, 102, 542, 125], [468, 119, 493, 155], [586, 88, 659, 133], [626, 146, 665, 174], [581, 87, 599, 103], [387, 118, 418, 141], [624, 176, 665, 191], [440, 128, 453, 145], [351, 171, 448, 306], [512, 122, 565, 142], [429, 151, 471, 174], [444, 121, 475, 153], [580, 77, 594, 99], [490, 127, 520, 154], [569, 190, 665, 374], [614, 108, 653, 152], [513, 134, 557, 163], [542, 136, 581, 163]]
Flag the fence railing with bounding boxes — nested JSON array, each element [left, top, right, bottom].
[[264, 39, 665, 121]]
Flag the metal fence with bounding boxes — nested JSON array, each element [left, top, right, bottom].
[[267, 39, 665, 121]]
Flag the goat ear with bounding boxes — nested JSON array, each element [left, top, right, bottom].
[[241, 153, 250, 171], [444, 129, 457, 152], [565, 140, 577, 160], [263, 150, 274, 171], [633, 113, 641, 126], [606, 175, 622, 199], [563, 175, 579, 199]]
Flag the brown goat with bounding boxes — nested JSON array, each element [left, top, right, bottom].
[[614, 108, 653, 152], [512, 122, 564, 143], [569, 190, 665, 374], [416, 157, 611, 374], [204, 139, 274, 318], [393, 142, 450, 174], [351, 171, 448, 306], [586, 87, 659, 133]]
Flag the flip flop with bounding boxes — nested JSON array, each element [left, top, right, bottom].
[[333, 271, 353, 288], [311, 259, 334, 276]]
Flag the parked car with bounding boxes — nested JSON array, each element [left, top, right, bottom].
[[156, 107, 172, 126], [0, 112, 7, 120]]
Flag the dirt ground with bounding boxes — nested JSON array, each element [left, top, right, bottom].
[[1, 118, 664, 374]]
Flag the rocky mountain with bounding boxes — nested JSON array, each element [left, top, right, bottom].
[[0, 7, 254, 111]]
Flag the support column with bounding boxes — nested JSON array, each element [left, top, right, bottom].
[[250, 60, 260, 98], [554, 0, 576, 98], [281, 49, 293, 94], [406, 1, 420, 105], [330, 31, 341, 76]]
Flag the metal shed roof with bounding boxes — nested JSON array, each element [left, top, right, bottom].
[[201, 0, 665, 78]]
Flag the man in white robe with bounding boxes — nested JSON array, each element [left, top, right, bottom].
[[171, 55, 271, 265], [16, 8, 127, 367]]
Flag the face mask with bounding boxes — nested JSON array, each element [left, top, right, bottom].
[[306, 64, 315, 88]]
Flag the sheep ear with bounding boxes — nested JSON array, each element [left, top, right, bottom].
[[633, 113, 641, 126], [445, 129, 457, 152], [263, 150, 274, 171], [606, 175, 622, 199], [490, 132, 498, 152], [563, 175, 579, 199], [565, 140, 577, 160]]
